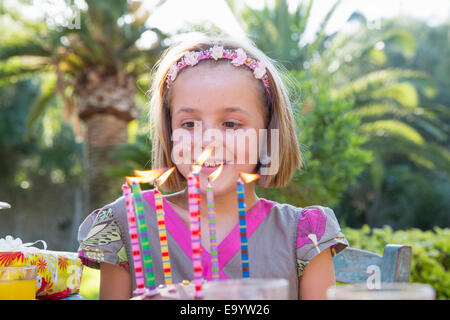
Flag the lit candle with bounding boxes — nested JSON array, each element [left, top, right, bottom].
[[188, 148, 213, 299], [122, 183, 146, 295], [237, 172, 260, 279], [153, 185, 172, 285], [127, 177, 158, 295], [207, 164, 224, 281], [188, 169, 202, 298], [135, 168, 175, 285]]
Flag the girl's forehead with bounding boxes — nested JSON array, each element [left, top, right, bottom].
[[169, 62, 266, 115]]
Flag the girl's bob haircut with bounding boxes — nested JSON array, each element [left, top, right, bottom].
[[148, 34, 301, 192]]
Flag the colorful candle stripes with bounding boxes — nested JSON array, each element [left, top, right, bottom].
[[122, 183, 146, 295], [154, 186, 173, 284], [188, 172, 203, 298], [237, 177, 250, 279], [206, 182, 220, 281], [130, 181, 158, 294]]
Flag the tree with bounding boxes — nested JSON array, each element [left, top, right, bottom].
[[224, 0, 371, 206], [227, 0, 449, 228], [333, 16, 450, 229], [0, 0, 168, 213], [0, 76, 85, 250]]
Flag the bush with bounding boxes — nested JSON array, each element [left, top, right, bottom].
[[342, 225, 450, 300]]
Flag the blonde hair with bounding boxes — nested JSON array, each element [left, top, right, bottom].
[[148, 34, 301, 192]]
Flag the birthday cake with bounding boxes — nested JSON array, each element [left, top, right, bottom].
[[130, 281, 197, 300]]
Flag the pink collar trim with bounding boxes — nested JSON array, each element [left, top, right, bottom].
[[142, 190, 276, 281]]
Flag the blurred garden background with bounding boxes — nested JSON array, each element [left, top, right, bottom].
[[0, 0, 448, 299]]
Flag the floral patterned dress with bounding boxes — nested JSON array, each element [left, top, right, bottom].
[[78, 190, 348, 299]]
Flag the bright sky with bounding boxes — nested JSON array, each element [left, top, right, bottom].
[[5, 0, 450, 45], [145, 0, 450, 44]]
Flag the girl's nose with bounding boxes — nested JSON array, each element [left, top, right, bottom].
[[193, 121, 225, 159], [202, 126, 225, 150]]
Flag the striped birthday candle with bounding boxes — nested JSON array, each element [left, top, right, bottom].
[[237, 177, 250, 279], [188, 171, 203, 298], [153, 186, 173, 284], [130, 181, 158, 294], [122, 183, 146, 295], [206, 181, 219, 281]]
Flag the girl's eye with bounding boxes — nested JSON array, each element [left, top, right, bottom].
[[181, 121, 196, 129], [224, 121, 242, 129]]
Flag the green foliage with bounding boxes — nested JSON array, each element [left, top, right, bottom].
[[333, 15, 450, 229], [339, 164, 450, 230], [105, 132, 152, 178], [342, 225, 450, 300], [0, 0, 171, 212], [257, 72, 372, 206], [230, 1, 373, 207], [0, 0, 168, 127], [291, 72, 372, 206], [235, 0, 336, 70], [0, 78, 83, 189]]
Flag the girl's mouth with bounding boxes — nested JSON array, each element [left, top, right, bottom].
[[200, 161, 231, 174]]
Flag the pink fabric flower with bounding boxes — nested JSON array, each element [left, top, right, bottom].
[[253, 62, 267, 79], [211, 45, 224, 60], [183, 51, 199, 66], [167, 63, 178, 81], [231, 48, 247, 66], [297, 208, 327, 250]]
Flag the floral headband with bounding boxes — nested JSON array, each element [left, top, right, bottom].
[[166, 45, 271, 98]]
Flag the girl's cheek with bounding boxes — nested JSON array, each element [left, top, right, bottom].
[[171, 128, 196, 165], [173, 128, 261, 166]]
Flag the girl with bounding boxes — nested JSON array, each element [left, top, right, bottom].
[[78, 35, 348, 300]]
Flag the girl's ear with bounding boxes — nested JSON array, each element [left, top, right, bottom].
[[254, 160, 261, 174], [256, 153, 278, 188], [255, 154, 272, 175]]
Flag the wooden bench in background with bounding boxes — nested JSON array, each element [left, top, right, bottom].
[[333, 244, 412, 283]]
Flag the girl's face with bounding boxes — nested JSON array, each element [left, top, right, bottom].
[[170, 62, 267, 196]]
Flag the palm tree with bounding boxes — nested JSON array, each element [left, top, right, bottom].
[[229, 0, 336, 70], [229, 0, 445, 153], [0, 0, 167, 213], [328, 16, 450, 228], [227, 0, 449, 225], [224, 0, 372, 207]]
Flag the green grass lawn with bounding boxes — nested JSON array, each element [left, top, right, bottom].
[[79, 266, 100, 300]]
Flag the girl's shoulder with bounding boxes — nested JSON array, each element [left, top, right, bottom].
[[268, 200, 342, 226], [77, 195, 133, 270], [77, 190, 158, 269], [266, 199, 329, 220], [102, 189, 158, 220], [265, 199, 349, 260]]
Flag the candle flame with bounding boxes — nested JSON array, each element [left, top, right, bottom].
[[239, 172, 260, 183], [192, 164, 202, 174], [126, 176, 145, 184], [156, 167, 175, 186], [196, 147, 213, 166], [208, 163, 223, 182], [134, 168, 166, 182], [192, 147, 213, 174]]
